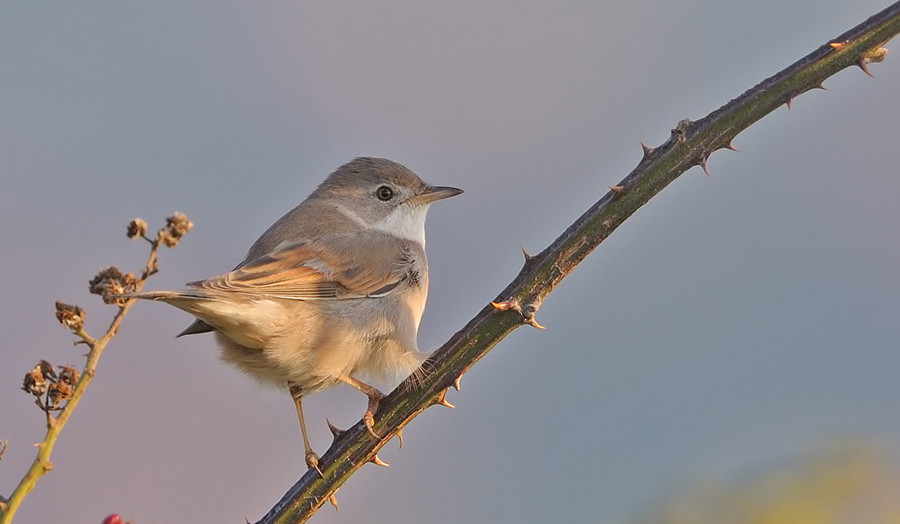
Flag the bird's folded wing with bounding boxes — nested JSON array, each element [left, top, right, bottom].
[[187, 237, 412, 300]]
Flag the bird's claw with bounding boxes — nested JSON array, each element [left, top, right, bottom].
[[363, 410, 381, 438]]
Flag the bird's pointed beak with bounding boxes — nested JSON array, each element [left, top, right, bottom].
[[414, 185, 463, 205]]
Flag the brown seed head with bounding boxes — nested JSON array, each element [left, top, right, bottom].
[[22, 365, 48, 397], [127, 218, 148, 239], [48, 380, 72, 409], [38, 359, 57, 381], [161, 212, 193, 247], [89, 267, 137, 304], [55, 301, 85, 331], [58, 365, 79, 386]]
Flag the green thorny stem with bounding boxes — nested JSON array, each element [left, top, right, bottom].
[[256, 4, 900, 524], [0, 218, 188, 524]]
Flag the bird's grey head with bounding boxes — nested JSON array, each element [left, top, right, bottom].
[[312, 157, 462, 244]]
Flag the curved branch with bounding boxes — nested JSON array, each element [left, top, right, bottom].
[[257, 3, 900, 523]]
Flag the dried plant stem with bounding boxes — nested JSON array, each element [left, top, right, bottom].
[[0, 240, 162, 524], [256, 3, 900, 523]]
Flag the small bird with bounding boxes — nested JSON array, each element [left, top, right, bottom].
[[128, 157, 461, 474]]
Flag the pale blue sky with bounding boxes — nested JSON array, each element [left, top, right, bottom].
[[2, 2, 899, 523]]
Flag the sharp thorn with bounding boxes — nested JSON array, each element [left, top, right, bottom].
[[491, 299, 518, 312], [370, 454, 390, 467], [328, 492, 339, 511], [494, 297, 543, 329], [397, 429, 404, 449], [855, 47, 887, 78], [520, 245, 534, 263], [326, 419, 345, 442], [785, 97, 793, 111], [857, 60, 874, 77], [526, 317, 547, 330], [453, 375, 462, 392], [830, 41, 847, 49], [608, 185, 623, 193], [814, 83, 826, 91], [436, 389, 456, 409], [640, 141, 652, 158], [722, 141, 738, 152], [700, 158, 709, 176]]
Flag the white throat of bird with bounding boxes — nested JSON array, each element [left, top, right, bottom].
[[373, 203, 430, 245]]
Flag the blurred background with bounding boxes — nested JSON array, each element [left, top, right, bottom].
[[2, 1, 899, 523]]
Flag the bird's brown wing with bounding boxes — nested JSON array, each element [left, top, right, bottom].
[[187, 235, 416, 300]]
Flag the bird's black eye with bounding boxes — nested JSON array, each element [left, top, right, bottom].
[[376, 186, 394, 201]]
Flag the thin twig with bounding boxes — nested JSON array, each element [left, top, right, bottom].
[[0, 217, 188, 524]]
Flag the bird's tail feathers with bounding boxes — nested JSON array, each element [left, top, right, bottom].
[[119, 290, 209, 302], [117, 290, 219, 338]]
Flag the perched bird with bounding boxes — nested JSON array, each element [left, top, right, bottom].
[[128, 157, 462, 474]]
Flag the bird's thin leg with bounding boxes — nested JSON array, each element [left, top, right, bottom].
[[336, 374, 384, 439], [289, 384, 323, 477]]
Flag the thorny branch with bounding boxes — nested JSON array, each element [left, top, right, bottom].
[[0, 214, 192, 524], [255, 3, 900, 523], [2, 3, 898, 522]]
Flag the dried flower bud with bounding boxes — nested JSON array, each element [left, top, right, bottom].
[[89, 267, 137, 304], [159, 231, 176, 248], [22, 365, 48, 397], [58, 365, 79, 386], [38, 359, 58, 381], [161, 212, 193, 247], [48, 380, 72, 409], [126, 218, 148, 239], [89, 266, 124, 295], [55, 301, 85, 331]]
